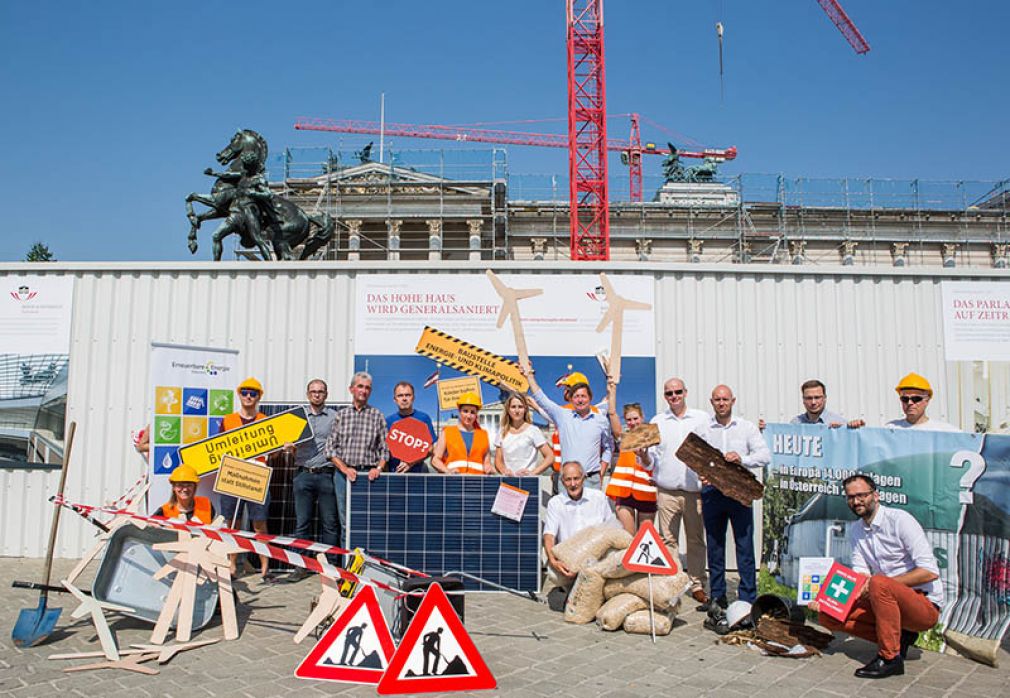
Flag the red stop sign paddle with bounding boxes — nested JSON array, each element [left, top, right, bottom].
[[386, 417, 432, 463]]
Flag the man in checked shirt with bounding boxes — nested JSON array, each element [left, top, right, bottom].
[[325, 371, 389, 532]]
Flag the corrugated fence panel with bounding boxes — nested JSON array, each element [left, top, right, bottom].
[[1, 261, 1005, 556]]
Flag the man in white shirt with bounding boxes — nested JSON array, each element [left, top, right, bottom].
[[648, 377, 710, 606], [810, 474, 942, 679], [543, 461, 617, 578], [885, 373, 959, 432], [697, 385, 770, 608]]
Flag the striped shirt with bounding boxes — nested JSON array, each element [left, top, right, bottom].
[[324, 403, 389, 469]]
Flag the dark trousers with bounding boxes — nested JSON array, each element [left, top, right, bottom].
[[701, 486, 756, 603], [293, 469, 340, 551]]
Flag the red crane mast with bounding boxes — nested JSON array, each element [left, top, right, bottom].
[[816, 0, 871, 54]]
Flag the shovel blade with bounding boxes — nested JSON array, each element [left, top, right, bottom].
[[12, 598, 62, 647]]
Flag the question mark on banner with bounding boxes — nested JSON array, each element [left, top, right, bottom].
[[949, 450, 986, 504]]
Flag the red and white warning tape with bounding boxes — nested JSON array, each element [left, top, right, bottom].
[[104, 472, 149, 509], [52, 496, 427, 597]]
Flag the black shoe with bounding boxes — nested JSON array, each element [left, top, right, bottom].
[[854, 655, 904, 679], [900, 630, 918, 659], [704, 605, 730, 635], [697, 595, 728, 613]]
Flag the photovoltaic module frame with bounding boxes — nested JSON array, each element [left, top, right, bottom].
[[346, 474, 542, 592]]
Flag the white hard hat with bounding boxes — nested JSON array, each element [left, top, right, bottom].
[[725, 600, 753, 629]]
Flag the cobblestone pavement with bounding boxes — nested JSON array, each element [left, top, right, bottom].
[[2, 558, 1007, 697]]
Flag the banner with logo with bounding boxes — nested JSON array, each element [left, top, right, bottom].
[[0, 276, 74, 469], [354, 274, 656, 430], [148, 342, 239, 507], [762, 423, 1010, 656]]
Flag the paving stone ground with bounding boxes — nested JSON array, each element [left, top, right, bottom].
[[2, 558, 1007, 697]]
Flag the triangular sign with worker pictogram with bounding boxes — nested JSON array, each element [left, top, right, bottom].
[[295, 585, 396, 685], [376, 582, 496, 695], [621, 519, 679, 575]]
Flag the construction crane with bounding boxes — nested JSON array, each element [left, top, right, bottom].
[[816, 0, 871, 54]]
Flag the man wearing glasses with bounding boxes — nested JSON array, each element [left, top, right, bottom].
[[885, 373, 959, 431], [291, 379, 341, 571], [218, 377, 276, 581], [648, 377, 710, 607], [791, 379, 864, 429], [810, 474, 942, 679]]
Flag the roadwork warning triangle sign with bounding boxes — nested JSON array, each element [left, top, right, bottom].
[[295, 585, 396, 685], [621, 520, 679, 575], [376, 583, 496, 695]]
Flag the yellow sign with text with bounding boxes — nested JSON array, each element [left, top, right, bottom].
[[213, 455, 272, 505], [437, 376, 483, 411], [179, 406, 312, 475], [415, 326, 528, 394]]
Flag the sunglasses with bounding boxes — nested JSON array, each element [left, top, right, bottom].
[[664, 389, 685, 397], [239, 389, 260, 398], [899, 395, 926, 404]]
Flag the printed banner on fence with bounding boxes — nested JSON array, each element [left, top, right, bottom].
[[148, 342, 239, 508], [762, 423, 1010, 655], [0, 275, 74, 470], [941, 281, 1010, 361]]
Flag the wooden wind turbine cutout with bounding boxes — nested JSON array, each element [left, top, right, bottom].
[[293, 553, 348, 644], [486, 269, 542, 369], [595, 273, 652, 385], [60, 581, 135, 661]]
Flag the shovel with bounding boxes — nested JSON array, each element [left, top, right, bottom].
[[12, 421, 76, 647]]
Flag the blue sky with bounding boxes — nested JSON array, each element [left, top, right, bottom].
[[2, 1, 1007, 261]]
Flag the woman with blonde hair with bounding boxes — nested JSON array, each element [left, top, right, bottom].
[[494, 393, 553, 475]]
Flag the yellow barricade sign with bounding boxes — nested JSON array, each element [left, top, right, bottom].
[[213, 455, 272, 505], [415, 326, 528, 394], [437, 376, 483, 411], [179, 406, 313, 475]]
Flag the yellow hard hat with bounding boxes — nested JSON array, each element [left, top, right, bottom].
[[169, 463, 200, 484], [457, 391, 482, 408], [895, 372, 932, 397], [564, 372, 589, 387], [237, 377, 264, 395]]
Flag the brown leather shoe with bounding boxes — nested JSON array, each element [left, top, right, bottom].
[[691, 588, 709, 605]]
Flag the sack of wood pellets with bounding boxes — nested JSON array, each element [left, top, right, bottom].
[[553, 525, 633, 574], [595, 593, 647, 631], [623, 609, 674, 636], [564, 569, 606, 624], [589, 548, 637, 580], [603, 571, 691, 611]]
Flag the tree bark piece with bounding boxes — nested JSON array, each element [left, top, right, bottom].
[[675, 432, 764, 505]]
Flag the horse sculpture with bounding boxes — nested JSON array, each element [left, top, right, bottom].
[[185, 129, 334, 261]]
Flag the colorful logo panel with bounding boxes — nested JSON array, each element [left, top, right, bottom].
[[209, 389, 233, 416], [155, 386, 182, 415], [183, 388, 208, 415], [153, 446, 180, 475], [154, 416, 181, 445], [182, 416, 208, 444]]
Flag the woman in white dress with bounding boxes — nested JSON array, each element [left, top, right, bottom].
[[494, 394, 553, 476]]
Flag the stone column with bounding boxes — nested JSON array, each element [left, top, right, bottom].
[[789, 240, 806, 265], [687, 239, 703, 263], [841, 240, 858, 266], [993, 243, 1009, 269], [346, 219, 362, 261], [387, 219, 402, 262], [426, 219, 442, 261], [941, 243, 957, 268], [892, 242, 909, 267], [634, 238, 653, 262], [467, 219, 482, 261], [530, 237, 547, 261]]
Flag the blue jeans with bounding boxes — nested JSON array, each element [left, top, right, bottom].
[[701, 486, 756, 603], [333, 469, 348, 545], [293, 469, 340, 549]]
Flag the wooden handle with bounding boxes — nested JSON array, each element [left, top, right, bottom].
[[42, 421, 77, 593]]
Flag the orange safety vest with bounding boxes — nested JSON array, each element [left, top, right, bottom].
[[551, 403, 601, 472], [444, 425, 489, 475], [221, 411, 268, 463], [605, 450, 657, 502], [160, 497, 214, 524]]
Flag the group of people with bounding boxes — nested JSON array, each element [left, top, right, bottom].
[[151, 367, 954, 678]]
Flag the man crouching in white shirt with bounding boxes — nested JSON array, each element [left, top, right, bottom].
[[543, 461, 617, 579], [810, 474, 942, 679]]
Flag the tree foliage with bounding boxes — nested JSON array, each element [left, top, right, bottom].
[[24, 242, 55, 262]]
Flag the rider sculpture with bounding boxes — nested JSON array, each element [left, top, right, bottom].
[[186, 129, 334, 261]]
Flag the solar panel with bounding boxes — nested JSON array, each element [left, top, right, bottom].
[[347, 475, 542, 593]]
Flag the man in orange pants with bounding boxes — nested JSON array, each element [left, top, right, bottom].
[[810, 474, 942, 679]]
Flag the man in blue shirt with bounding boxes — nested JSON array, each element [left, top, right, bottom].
[[790, 379, 864, 428], [523, 363, 613, 490], [385, 381, 435, 473]]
